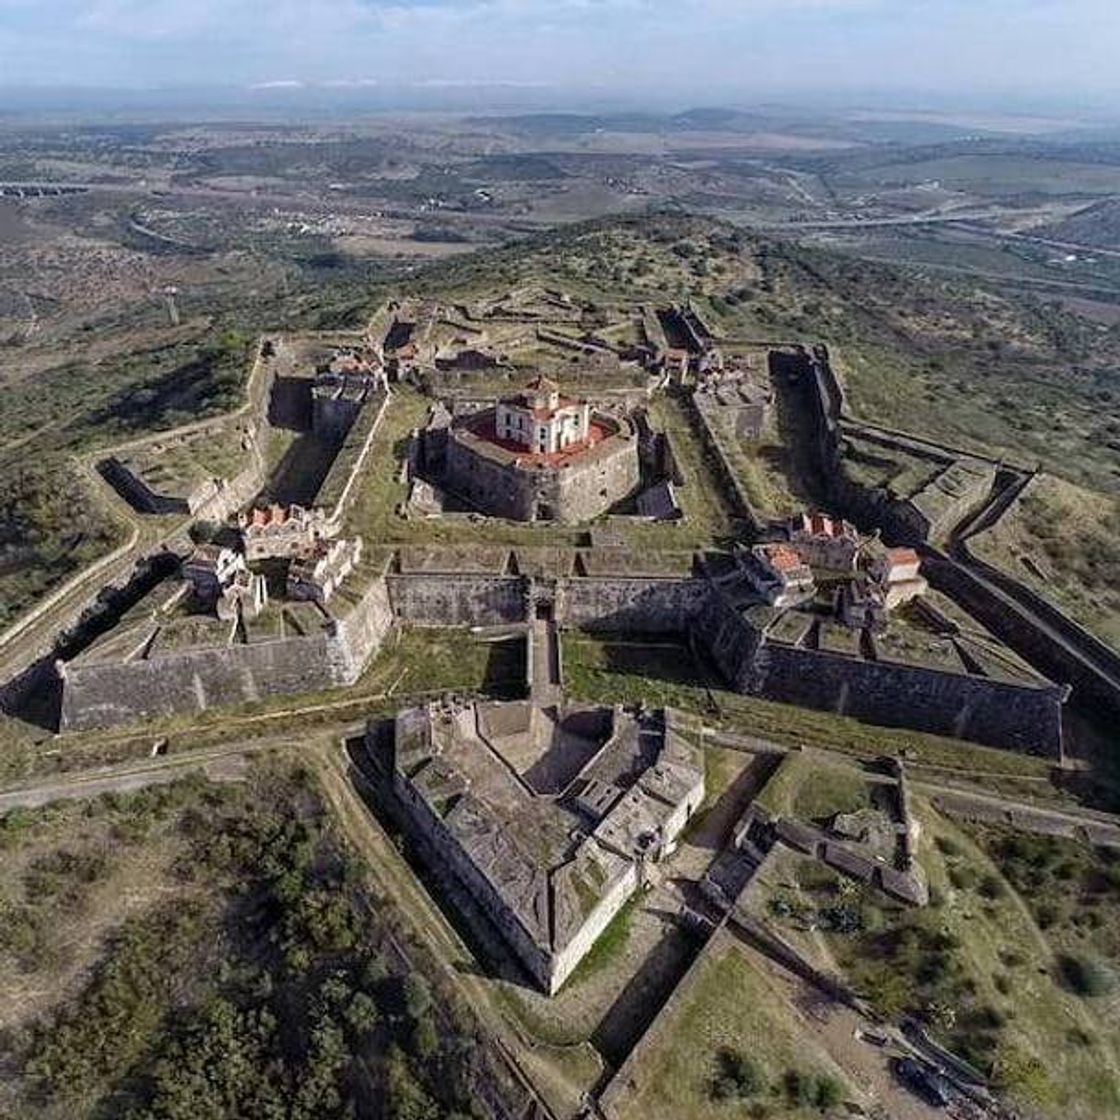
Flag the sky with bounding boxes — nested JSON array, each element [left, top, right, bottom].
[[1, 0, 1119, 108]]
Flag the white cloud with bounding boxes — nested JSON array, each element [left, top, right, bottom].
[[0, 0, 1118, 100]]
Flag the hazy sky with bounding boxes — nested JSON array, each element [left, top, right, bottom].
[[2, 0, 1119, 105]]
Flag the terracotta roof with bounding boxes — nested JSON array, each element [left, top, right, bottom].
[[247, 503, 291, 528], [885, 547, 920, 565], [762, 544, 806, 573]]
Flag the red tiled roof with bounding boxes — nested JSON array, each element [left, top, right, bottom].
[[468, 413, 609, 465], [248, 503, 290, 528], [763, 544, 806, 573], [885, 547, 919, 565]]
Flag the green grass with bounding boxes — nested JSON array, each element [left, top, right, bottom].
[[561, 893, 640, 992], [617, 940, 856, 1120], [969, 474, 1120, 652], [754, 753, 875, 823], [763, 802, 1120, 1118]]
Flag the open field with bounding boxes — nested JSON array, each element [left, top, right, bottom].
[[615, 936, 857, 1120], [968, 474, 1120, 652], [750, 801, 1120, 1119]]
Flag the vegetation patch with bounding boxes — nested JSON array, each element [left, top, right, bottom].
[[618, 940, 855, 1120], [0, 763, 504, 1120], [756, 806, 1120, 1118]]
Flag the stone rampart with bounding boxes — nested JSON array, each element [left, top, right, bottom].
[[683, 389, 759, 530], [391, 765, 556, 990], [749, 642, 1063, 756], [697, 585, 1061, 755], [557, 577, 708, 633], [58, 574, 394, 730], [60, 629, 338, 730], [387, 574, 528, 626], [923, 549, 1120, 717]]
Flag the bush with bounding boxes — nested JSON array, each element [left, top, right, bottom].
[[710, 1048, 764, 1101], [978, 874, 1006, 901], [1058, 954, 1117, 998]]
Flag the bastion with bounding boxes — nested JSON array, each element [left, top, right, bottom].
[[382, 699, 704, 994], [443, 376, 640, 523]]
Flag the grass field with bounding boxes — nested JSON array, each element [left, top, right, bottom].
[[969, 474, 1120, 652], [755, 802, 1120, 1118], [616, 938, 856, 1120], [753, 753, 876, 823]]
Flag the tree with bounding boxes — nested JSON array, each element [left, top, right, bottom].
[[402, 973, 432, 1020]]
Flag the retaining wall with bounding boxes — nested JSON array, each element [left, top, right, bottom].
[[699, 589, 1063, 756], [58, 574, 394, 730], [558, 577, 708, 632], [387, 574, 528, 626]]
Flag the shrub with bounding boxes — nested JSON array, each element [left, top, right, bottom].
[[1058, 954, 1117, 998], [710, 1048, 764, 1100], [978, 874, 1006, 901], [403, 973, 432, 1020]]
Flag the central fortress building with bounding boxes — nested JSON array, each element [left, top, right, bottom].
[[445, 376, 640, 522]]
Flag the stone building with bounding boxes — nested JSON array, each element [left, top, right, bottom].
[[287, 536, 363, 604], [443, 378, 640, 523], [182, 544, 244, 602], [839, 576, 889, 631], [386, 700, 703, 994], [869, 546, 928, 609], [495, 375, 591, 455], [783, 511, 860, 571], [216, 569, 268, 621], [238, 504, 333, 561], [745, 543, 816, 608]]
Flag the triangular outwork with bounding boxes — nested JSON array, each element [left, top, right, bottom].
[[503, 549, 521, 577]]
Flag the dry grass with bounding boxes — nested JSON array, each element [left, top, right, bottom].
[[969, 473, 1120, 651]]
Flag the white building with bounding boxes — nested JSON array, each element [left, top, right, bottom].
[[747, 543, 816, 608], [869, 546, 928, 609], [495, 375, 591, 456]]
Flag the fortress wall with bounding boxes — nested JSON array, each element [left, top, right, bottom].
[[697, 590, 762, 688], [387, 574, 528, 626], [332, 575, 395, 680], [792, 346, 1118, 717], [550, 853, 639, 994], [59, 630, 341, 731], [59, 575, 395, 731], [684, 391, 760, 530], [747, 643, 1064, 756], [558, 578, 708, 633], [445, 435, 534, 520], [391, 766, 555, 992], [552, 438, 641, 524], [192, 457, 269, 525], [924, 550, 1120, 716]]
